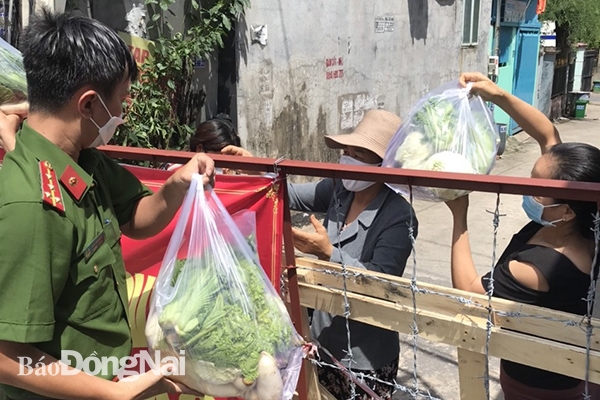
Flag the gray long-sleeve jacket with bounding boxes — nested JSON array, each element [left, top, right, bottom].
[[288, 179, 417, 370]]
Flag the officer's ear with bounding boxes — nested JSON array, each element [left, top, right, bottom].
[[77, 90, 99, 119]]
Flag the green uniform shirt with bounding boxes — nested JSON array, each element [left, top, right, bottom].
[[0, 123, 152, 399]]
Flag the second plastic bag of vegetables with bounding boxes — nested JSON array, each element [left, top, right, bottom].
[[0, 38, 27, 106], [145, 174, 304, 400], [382, 79, 499, 201]]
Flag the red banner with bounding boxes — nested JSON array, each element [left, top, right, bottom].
[[120, 165, 284, 284]]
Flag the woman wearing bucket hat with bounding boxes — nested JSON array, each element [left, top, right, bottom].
[[223, 109, 417, 399]]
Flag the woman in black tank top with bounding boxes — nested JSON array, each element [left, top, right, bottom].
[[444, 72, 600, 400]]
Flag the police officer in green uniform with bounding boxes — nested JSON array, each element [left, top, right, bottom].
[[0, 9, 212, 400]]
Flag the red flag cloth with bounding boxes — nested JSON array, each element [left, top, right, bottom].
[[537, 0, 547, 14], [121, 166, 284, 400], [120, 165, 284, 286]]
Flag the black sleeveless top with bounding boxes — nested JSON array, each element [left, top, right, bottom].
[[481, 222, 591, 390]]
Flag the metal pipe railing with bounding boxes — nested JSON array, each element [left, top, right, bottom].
[[99, 144, 600, 202]]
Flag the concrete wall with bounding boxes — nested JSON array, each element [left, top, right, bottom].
[[235, 0, 493, 161], [572, 46, 586, 92], [536, 49, 557, 118], [592, 56, 600, 84], [494, 27, 515, 127]]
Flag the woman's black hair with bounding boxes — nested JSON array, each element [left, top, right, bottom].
[[548, 142, 600, 239], [189, 114, 241, 153]]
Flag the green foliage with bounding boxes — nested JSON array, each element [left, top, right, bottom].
[[113, 0, 249, 152], [541, 0, 600, 48]]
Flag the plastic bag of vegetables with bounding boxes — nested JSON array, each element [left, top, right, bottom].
[[145, 174, 304, 400], [0, 38, 27, 106], [231, 209, 259, 256], [382, 79, 499, 201]]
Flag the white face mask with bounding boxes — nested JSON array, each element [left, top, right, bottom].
[[88, 95, 124, 148], [339, 154, 380, 192]]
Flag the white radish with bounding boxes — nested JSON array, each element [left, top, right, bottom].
[[144, 312, 163, 350], [168, 364, 248, 398], [247, 352, 283, 400], [189, 380, 245, 398], [232, 374, 255, 392]]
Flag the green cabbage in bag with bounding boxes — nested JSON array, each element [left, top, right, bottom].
[[145, 176, 304, 400], [383, 80, 500, 202]]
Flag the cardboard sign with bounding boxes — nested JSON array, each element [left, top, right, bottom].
[[118, 32, 154, 66]]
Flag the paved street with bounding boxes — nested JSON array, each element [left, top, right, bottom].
[[393, 96, 600, 400]]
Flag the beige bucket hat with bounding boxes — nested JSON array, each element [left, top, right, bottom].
[[324, 109, 401, 159]]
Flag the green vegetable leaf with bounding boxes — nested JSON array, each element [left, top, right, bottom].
[[155, 234, 293, 384]]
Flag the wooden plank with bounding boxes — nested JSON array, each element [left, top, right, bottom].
[[457, 349, 487, 400], [292, 280, 600, 384], [294, 257, 600, 352]]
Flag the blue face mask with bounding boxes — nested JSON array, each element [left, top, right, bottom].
[[521, 195, 563, 227]]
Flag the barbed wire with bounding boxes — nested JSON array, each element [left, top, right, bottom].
[[482, 193, 502, 399], [331, 185, 358, 399], [408, 185, 420, 394], [295, 265, 599, 330], [309, 357, 441, 400], [583, 211, 600, 399], [300, 184, 600, 399]]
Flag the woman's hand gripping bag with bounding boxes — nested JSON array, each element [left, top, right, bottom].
[[382, 80, 500, 201], [145, 175, 304, 400]]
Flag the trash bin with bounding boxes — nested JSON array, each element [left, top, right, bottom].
[[574, 99, 589, 119], [568, 91, 591, 117], [594, 81, 600, 93], [496, 123, 507, 156]]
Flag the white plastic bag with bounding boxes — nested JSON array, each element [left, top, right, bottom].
[[382, 80, 499, 201], [231, 209, 259, 257], [145, 175, 304, 400]]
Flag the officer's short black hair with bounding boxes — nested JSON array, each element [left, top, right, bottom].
[[21, 8, 138, 113]]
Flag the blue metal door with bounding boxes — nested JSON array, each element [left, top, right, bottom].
[[510, 28, 540, 134]]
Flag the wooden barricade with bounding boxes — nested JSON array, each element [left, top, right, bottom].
[[288, 257, 600, 399]]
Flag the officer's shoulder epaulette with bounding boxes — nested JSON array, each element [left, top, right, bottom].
[[39, 160, 65, 213]]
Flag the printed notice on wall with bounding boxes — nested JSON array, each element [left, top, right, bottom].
[[503, 0, 527, 23], [375, 16, 394, 33], [339, 93, 377, 130], [325, 56, 344, 80]]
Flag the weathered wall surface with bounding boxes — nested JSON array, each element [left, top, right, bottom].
[[536, 50, 557, 118], [236, 0, 493, 161]]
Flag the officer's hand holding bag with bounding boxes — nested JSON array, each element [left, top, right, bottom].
[[0, 102, 27, 152]]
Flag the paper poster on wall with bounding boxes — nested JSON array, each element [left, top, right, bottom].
[[118, 32, 154, 66]]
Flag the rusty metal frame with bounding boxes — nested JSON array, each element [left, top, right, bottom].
[[100, 145, 600, 201]]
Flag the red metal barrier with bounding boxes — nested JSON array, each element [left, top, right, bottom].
[[99, 144, 600, 202]]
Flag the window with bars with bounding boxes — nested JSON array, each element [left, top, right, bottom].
[[462, 0, 481, 46]]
